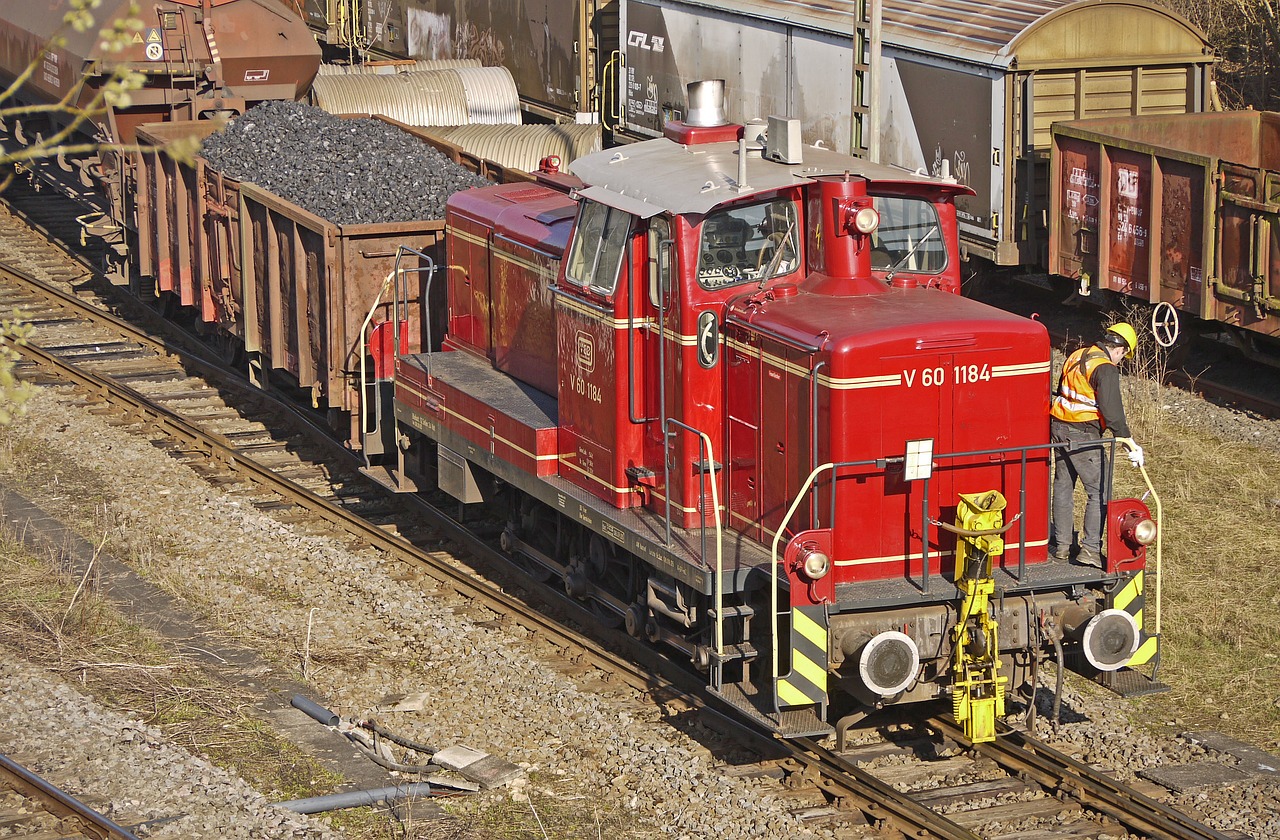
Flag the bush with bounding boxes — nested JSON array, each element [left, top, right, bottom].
[[1157, 0, 1279, 110]]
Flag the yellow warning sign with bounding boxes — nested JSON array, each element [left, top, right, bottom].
[[145, 27, 162, 43], [132, 32, 143, 44]]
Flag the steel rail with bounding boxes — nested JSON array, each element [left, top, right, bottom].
[[0, 752, 139, 840], [0, 259, 233, 374], [13, 335, 645, 672], [928, 718, 1236, 840], [790, 737, 983, 840]]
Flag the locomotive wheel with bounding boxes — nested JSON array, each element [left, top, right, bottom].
[[511, 501, 556, 582], [584, 534, 627, 628]]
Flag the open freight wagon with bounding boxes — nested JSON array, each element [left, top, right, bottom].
[[128, 115, 533, 447], [1049, 110, 1280, 345]]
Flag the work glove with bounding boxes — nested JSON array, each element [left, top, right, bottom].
[[1116, 437, 1144, 468]]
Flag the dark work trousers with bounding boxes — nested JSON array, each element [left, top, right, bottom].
[[1050, 418, 1106, 555]]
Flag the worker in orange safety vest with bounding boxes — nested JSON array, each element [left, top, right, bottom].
[[1049, 322, 1144, 566]]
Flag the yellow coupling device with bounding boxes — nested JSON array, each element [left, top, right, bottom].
[[942, 491, 1012, 743]]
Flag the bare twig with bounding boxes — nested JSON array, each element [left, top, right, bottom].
[[528, 796, 550, 840], [60, 531, 108, 631]]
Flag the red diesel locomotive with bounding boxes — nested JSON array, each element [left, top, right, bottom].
[[367, 83, 1161, 741]]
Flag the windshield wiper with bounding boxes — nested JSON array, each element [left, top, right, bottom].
[[884, 223, 939, 283]]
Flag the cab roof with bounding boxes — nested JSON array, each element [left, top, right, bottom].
[[569, 136, 968, 219]]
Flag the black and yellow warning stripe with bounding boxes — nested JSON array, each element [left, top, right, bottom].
[[1111, 569, 1159, 666], [777, 605, 828, 707]]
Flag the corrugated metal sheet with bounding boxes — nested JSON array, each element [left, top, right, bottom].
[[453, 67, 523, 124], [317, 60, 482, 76], [310, 68, 519, 126], [417, 124, 602, 171], [665, 0, 1207, 70], [881, 0, 1209, 68]]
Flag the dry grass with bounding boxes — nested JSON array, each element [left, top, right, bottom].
[[0, 409, 646, 839], [441, 775, 659, 840], [0, 523, 401, 840]]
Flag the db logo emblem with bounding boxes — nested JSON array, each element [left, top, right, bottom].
[[697, 311, 719, 369], [575, 330, 595, 372]]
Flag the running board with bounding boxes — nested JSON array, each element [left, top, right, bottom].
[[709, 683, 833, 738], [1097, 666, 1170, 698]]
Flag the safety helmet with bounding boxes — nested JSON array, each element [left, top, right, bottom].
[[1102, 322, 1138, 357]]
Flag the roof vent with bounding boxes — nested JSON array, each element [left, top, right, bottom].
[[765, 115, 803, 164], [685, 80, 727, 127]]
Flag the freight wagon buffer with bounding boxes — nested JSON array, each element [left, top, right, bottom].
[[384, 95, 1156, 737]]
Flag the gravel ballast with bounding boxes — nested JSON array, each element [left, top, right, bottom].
[[201, 101, 490, 225], [0, 377, 1278, 837], [0, 656, 344, 839]]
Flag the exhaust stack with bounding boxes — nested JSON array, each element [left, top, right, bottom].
[[685, 79, 727, 126], [664, 79, 741, 145]]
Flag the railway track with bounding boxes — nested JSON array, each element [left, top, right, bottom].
[[0, 752, 139, 840], [0, 194, 1254, 839]]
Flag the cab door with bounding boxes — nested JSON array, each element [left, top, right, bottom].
[[636, 215, 675, 512]]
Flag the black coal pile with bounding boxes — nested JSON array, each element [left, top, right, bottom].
[[201, 100, 490, 225]]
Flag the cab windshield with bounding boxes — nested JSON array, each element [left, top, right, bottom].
[[869, 196, 947, 275], [696, 199, 800, 290]]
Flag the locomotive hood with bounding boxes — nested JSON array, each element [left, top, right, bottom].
[[725, 283, 1048, 361]]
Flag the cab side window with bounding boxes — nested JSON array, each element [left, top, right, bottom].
[[566, 200, 634, 296], [648, 216, 672, 308]]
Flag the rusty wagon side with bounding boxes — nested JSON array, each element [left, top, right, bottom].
[[128, 115, 537, 447], [1049, 110, 1280, 344]]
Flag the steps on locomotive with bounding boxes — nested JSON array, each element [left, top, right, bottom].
[[1101, 667, 1170, 698], [1066, 649, 1170, 698], [709, 682, 834, 738]]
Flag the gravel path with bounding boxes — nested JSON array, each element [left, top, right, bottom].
[[0, 375, 1277, 839]]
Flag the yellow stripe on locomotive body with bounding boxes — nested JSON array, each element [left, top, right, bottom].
[[1110, 569, 1159, 667]]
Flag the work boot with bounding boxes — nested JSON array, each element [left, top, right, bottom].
[[1049, 544, 1070, 562], [1075, 548, 1103, 567]]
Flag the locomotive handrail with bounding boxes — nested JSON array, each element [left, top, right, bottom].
[[389, 247, 437, 363], [663, 420, 724, 658], [1118, 438, 1163, 634], [766, 438, 1158, 693], [770, 462, 837, 694]]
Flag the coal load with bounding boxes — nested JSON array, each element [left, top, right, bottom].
[[201, 100, 490, 225]]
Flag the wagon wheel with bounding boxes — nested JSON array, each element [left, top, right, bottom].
[[1151, 301, 1180, 348], [213, 331, 244, 368]]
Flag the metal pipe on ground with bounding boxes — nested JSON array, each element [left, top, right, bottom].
[[291, 694, 339, 727], [276, 783, 436, 814]]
